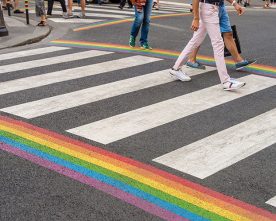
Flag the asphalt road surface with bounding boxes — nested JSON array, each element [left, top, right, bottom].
[[1, 1, 276, 220]]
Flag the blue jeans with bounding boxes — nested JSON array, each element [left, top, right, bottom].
[[130, 0, 153, 45], [219, 4, 232, 33]]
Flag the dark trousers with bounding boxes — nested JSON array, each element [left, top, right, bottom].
[[47, 0, 67, 15], [120, 0, 133, 7]]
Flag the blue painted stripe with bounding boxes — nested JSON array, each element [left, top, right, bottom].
[[0, 136, 209, 221]]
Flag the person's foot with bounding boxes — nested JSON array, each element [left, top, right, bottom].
[[118, 5, 123, 9], [169, 68, 191, 81], [64, 13, 74, 19], [223, 78, 246, 91], [62, 12, 68, 18], [129, 36, 135, 48], [128, 5, 133, 8], [76, 13, 86, 19], [37, 20, 47, 26], [235, 59, 256, 70], [14, 9, 24, 14], [186, 61, 206, 70], [140, 42, 152, 50]]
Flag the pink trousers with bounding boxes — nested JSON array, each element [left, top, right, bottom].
[[173, 3, 230, 84]]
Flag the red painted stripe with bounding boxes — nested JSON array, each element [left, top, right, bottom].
[[0, 143, 188, 221], [0, 116, 275, 219]]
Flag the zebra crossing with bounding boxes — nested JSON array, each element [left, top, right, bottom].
[[27, 2, 190, 24], [0, 46, 275, 210]]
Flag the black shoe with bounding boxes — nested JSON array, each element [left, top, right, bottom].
[[14, 9, 24, 14], [118, 5, 123, 9], [127, 5, 133, 8]]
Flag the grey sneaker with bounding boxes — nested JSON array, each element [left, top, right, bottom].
[[169, 68, 191, 81], [223, 78, 246, 91], [76, 13, 86, 19], [62, 12, 67, 18], [64, 13, 74, 19], [235, 59, 256, 70]]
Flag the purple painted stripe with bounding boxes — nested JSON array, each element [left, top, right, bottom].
[[0, 143, 188, 221]]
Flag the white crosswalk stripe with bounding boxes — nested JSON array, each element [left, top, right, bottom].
[[266, 196, 276, 208], [26, 2, 190, 24], [88, 3, 188, 12], [0, 46, 275, 195], [0, 50, 109, 74], [0, 55, 160, 113], [82, 6, 173, 14], [29, 9, 129, 19], [153, 108, 276, 179], [0, 64, 215, 117], [77, 7, 136, 15], [66, 75, 275, 144], [0, 46, 69, 61], [48, 18, 104, 23]]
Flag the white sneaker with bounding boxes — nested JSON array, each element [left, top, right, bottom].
[[223, 78, 246, 91], [169, 68, 191, 82], [76, 13, 86, 19], [64, 13, 74, 19]]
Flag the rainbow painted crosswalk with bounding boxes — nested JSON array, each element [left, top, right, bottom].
[[50, 40, 276, 78], [0, 116, 275, 221]]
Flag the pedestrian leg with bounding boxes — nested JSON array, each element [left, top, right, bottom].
[[140, 0, 153, 48], [59, 0, 67, 13], [205, 21, 230, 83], [130, 7, 144, 39], [173, 21, 207, 70], [47, 0, 54, 15], [119, 0, 126, 8]]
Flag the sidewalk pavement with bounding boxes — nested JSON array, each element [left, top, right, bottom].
[[0, 14, 51, 50]]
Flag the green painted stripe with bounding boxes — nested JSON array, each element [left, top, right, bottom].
[[0, 130, 230, 221]]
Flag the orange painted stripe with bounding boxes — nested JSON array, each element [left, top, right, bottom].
[[0, 117, 275, 220]]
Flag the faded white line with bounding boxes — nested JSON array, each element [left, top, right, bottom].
[[0, 46, 69, 61], [0, 50, 107, 74], [154, 108, 276, 179], [48, 18, 103, 23], [266, 196, 276, 208], [66, 75, 275, 144], [0, 56, 162, 117]]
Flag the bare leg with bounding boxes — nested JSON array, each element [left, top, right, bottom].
[[188, 32, 244, 65], [68, 0, 72, 15], [188, 46, 200, 63], [41, 14, 46, 22], [80, 0, 85, 15], [223, 32, 243, 63]]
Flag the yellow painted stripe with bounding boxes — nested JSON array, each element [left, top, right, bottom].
[[0, 124, 254, 221]]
